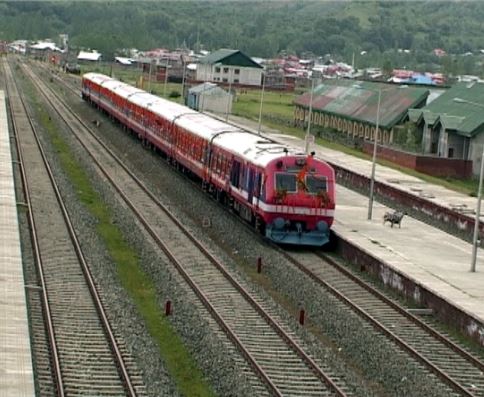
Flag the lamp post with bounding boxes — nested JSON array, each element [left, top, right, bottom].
[[453, 97, 484, 272], [353, 84, 390, 220], [257, 72, 266, 135], [181, 57, 187, 102], [148, 59, 154, 93], [163, 59, 169, 98], [368, 88, 382, 220], [304, 77, 315, 154], [225, 68, 233, 121]]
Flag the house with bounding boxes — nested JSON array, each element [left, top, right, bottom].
[[293, 80, 429, 146], [77, 50, 102, 62], [186, 82, 233, 114], [408, 82, 484, 175], [196, 49, 263, 86]]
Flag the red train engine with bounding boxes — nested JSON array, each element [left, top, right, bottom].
[[81, 73, 335, 246]]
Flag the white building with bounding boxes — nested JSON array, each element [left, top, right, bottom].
[[196, 49, 263, 87], [187, 82, 233, 114]]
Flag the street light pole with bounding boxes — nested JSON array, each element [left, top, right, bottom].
[[454, 97, 483, 272], [304, 78, 315, 154], [225, 68, 232, 121], [257, 72, 266, 135], [471, 146, 484, 272], [368, 88, 381, 220], [163, 59, 169, 98]]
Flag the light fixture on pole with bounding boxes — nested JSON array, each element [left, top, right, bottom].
[[225, 68, 233, 121], [304, 77, 315, 154], [257, 72, 266, 135], [181, 57, 187, 102], [453, 97, 484, 272], [368, 88, 382, 220], [353, 84, 386, 221], [148, 60, 153, 93], [163, 59, 169, 98]]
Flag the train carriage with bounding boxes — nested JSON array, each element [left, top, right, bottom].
[[82, 73, 335, 246]]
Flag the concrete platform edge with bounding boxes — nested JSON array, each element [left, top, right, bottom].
[[334, 230, 484, 347]]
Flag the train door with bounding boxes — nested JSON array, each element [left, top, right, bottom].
[[254, 171, 262, 207], [247, 167, 255, 204], [230, 160, 241, 188]]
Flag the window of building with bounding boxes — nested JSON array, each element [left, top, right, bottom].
[[234, 69, 240, 75], [215, 67, 221, 73], [234, 79, 239, 83], [222, 78, 228, 83], [448, 148, 454, 158], [223, 67, 229, 73]]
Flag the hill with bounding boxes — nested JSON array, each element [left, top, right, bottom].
[[2, 1, 484, 73]]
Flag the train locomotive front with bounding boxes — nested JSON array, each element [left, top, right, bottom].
[[260, 153, 335, 246], [81, 72, 336, 247]]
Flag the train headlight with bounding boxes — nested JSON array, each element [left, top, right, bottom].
[[273, 217, 285, 230], [317, 220, 328, 232]]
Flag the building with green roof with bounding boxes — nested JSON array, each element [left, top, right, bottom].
[[196, 48, 263, 87], [408, 82, 484, 174], [294, 80, 429, 147]]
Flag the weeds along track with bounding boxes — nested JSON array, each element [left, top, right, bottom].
[[21, 63, 355, 396], [3, 60, 145, 396]]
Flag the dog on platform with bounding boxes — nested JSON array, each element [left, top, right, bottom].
[[383, 211, 406, 228]]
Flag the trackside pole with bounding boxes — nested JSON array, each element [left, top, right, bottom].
[[299, 309, 305, 326], [165, 300, 172, 316]]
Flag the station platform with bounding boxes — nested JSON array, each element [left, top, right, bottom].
[[0, 90, 35, 396], [224, 114, 484, 344]]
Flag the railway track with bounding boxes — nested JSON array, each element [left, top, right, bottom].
[[4, 59, 145, 397], [21, 61, 356, 396], [40, 61, 484, 395], [282, 249, 484, 397]]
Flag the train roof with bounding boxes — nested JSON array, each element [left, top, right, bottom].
[[83, 73, 309, 167]]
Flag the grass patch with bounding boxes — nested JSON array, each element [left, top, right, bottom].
[[27, 83, 215, 396]]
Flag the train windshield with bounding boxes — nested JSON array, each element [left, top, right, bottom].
[[306, 175, 327, 194], [275, 173, 297, 192]]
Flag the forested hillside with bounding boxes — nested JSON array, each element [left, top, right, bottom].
[[2, 1, 484, 73]]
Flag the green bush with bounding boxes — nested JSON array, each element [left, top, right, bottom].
[[169, 90, 181, 98]]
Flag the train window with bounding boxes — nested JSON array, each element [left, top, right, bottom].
[[260, 175, 266, 201], [306, 176, 327, 194], [254, 172, 262, 198], [275, 173, 297, 193], [230, 160, 241, 188]]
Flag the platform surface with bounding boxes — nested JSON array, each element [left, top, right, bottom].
[[0, 90, 35, 396]]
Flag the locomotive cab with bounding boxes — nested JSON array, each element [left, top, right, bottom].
[[263, 154, 335, 246]]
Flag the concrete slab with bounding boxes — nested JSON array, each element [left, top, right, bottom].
[[0, 90, 35, 396]]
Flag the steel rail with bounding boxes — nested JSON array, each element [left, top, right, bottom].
[[10, 60, 138, 397], [28, 62, 348, 397], [280, 249, 480, 397], [3, 59, 66, 397]]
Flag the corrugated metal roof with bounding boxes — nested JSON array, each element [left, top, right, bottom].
[[411, 82, 484, 137], [199, 49, 239, 64], [294, 80, 429, 129], [78, 51, 102, 61], [199, 48, 262, 68], [188, 82, 218, 94]]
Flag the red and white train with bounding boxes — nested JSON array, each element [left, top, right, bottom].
[[81, 73, 335, 246]]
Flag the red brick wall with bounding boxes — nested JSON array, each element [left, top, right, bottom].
[[362, 143, 472, 178]]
